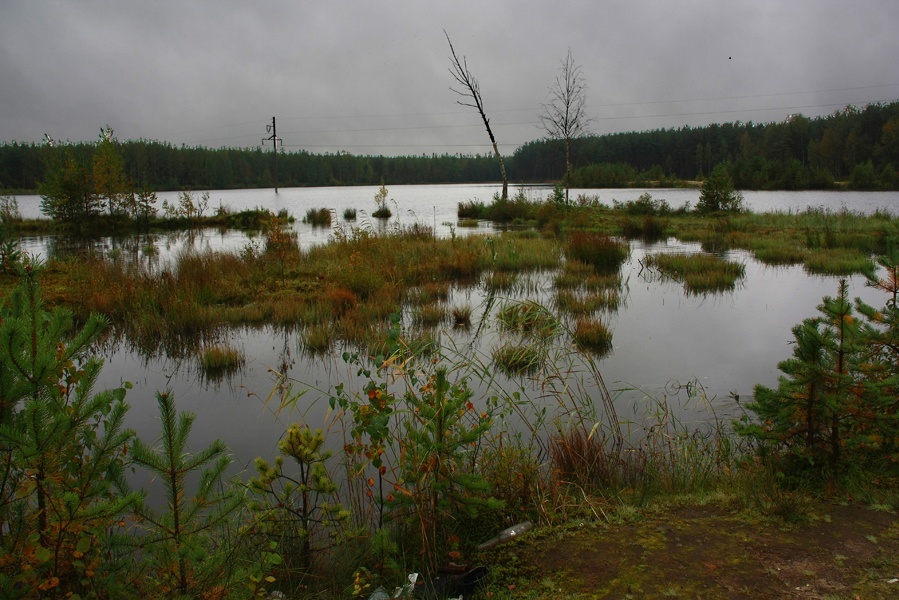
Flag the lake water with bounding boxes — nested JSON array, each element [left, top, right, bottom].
[[7, 184, 899, 487]]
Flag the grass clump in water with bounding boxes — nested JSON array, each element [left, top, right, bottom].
[[557, 289, 621, 315], [492, 341, 543, 376], [304, 207, 332, 227], [199, 343, 245, 378], [302, 323, 332, 354], [564, 232, 629, 274], [451, 304, 472, 328], [803, 248, 875, 275], [572, 317, 613, 357], [644, 252, 746, 294], [485, 270, 517, 293], [412, 303, 446, 327], [496, 301, 560, 338], [343, 207, 357, 220]]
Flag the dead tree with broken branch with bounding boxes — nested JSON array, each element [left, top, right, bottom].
[[445, 31, 508, 200]]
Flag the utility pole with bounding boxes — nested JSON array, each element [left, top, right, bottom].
[[262, 116, 282, 193]]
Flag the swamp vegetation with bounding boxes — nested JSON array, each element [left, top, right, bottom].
[[1, 184, 899, 598]]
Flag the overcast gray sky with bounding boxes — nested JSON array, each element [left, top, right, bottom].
[[2, 0, 898, 156]]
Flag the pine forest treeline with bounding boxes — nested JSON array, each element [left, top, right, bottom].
[[3, 101, 899, 193]]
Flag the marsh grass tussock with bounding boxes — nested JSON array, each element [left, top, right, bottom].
[[412, 303, 446, 327], [557, 289, 621, 315], [572, 317, 614, 356], [496, 300, 561, 338], [304, 207, 333, 227], [564, 231, 630, 274], [451, 304, 472, 328], [554, 259, 595, 289], [408, 281, 450, 306], [301, 323, 332, 354], [644, 252, 746, 294], [199, 343, 245, 377], [802, 247, 876, 275], [484, 270, 517, 293], [492, 341, 544, 376]]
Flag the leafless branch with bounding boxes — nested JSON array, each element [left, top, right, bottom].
[[540, 48, 593, 203], [444, 30, 508, 198]]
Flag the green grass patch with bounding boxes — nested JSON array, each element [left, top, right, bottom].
[[492, 342, 543, 376], [803, 248, 876, 275], [496, 301, 561, 338], [645, 252, 746, 294]]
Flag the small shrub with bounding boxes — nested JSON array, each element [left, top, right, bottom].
[[483, 190, 539, 223], [458, 200, 486, 219], [0, 195, 22, 222], [373, 183, 392, 219], [613, 192, 670, 215], [696, 163, 744, 214], [343, 207, 357, 220]]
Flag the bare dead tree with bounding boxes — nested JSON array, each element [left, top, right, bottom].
[[541, 49, 593, 205], [445, 30, 508, 199]]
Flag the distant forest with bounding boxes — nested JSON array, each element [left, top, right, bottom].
[[2, 101, 899, 193]]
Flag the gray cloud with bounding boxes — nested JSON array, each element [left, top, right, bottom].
[[2, 0, 897, 155]]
